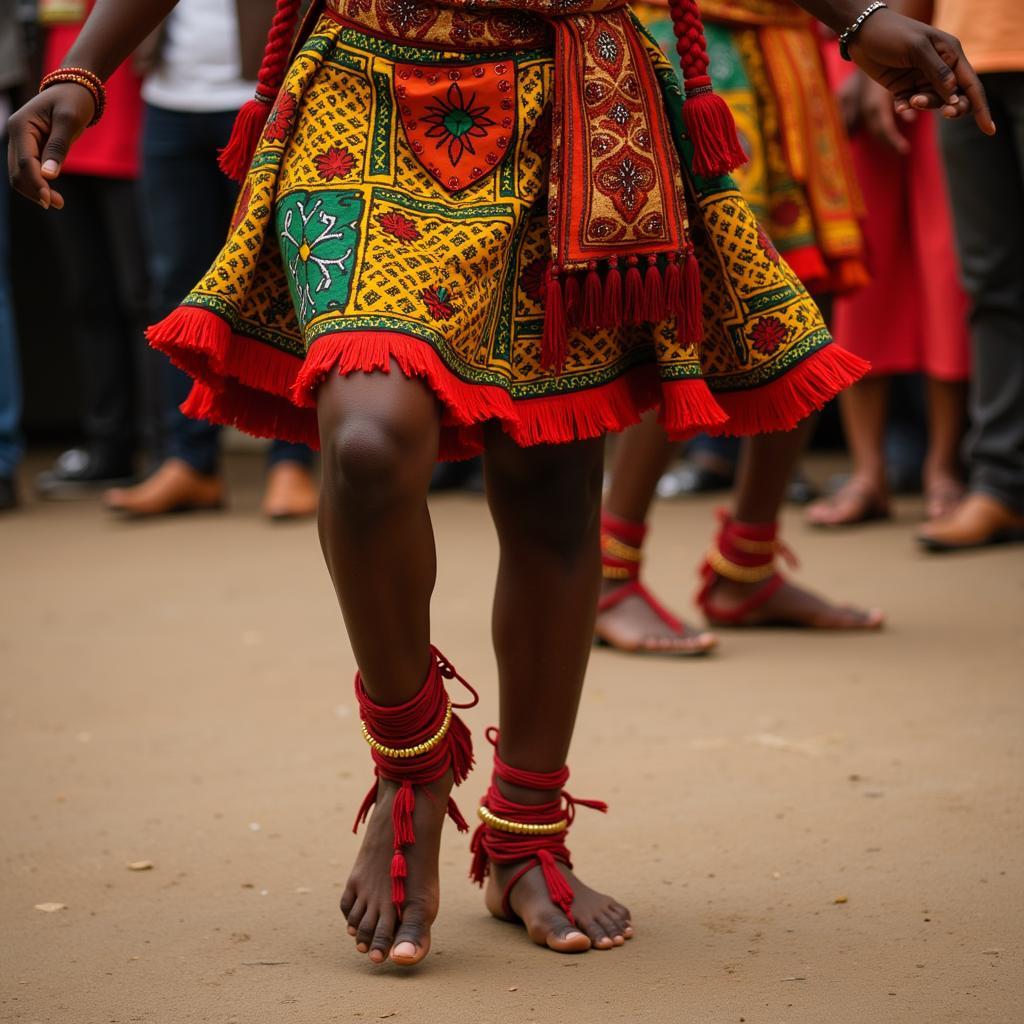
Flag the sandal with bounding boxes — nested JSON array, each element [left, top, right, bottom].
[[353, 647, 478, 920], [470, 729, 607, 929], [806, 478, 890, 528], [923, 478, 964, 522], [595, 512, 717, 656]]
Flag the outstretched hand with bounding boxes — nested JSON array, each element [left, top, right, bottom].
[[7, 84, 97, 210], [848, 8, 995, 135]]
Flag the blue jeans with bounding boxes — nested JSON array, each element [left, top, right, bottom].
[[0, 161, 23, 478], [141, 104, 312, 475]]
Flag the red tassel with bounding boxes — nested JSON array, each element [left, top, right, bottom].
[[682, 85, 748, 179], [392, 780, 416, 846], [469, 825, 489, 886], [352, 780, 378, 834], [537, 849, 576, 924], [391, 850, 407, 908], [664, 253, 683, 318], [446, 796, 470, 834], [624, 257, 644, 324], [448, 713, 474, 786], [603, 259, 622, 323], [563, 272, 581, 323], [218, 97, 272, 183], [683, 249, 704, 344], [542, 269, 568, 372], [642, 256, 664, 322], [582, 264, 603, 329]]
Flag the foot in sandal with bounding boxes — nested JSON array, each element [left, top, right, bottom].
[[806, 476, 890, 528]]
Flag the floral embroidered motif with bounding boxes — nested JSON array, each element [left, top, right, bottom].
[[314, 147, 356, 180], [608, 103, 630, 126], [422, 82, 497, 167], [423, 285, 457, 320], [757, 225, 781, 265], [596, 31, 619, 62], [264, 92, 297, 143], [519, 259, 547, 303], [750, 316, 789, 355], [377, 210, 422, 242]]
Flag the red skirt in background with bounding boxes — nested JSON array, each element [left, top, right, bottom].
[[827, 55, 970, 382]]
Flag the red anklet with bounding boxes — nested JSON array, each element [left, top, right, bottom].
[[695, 510, 797, 624], [598, 511, 686, 633], [353, 647, 478, 912], [469, 729, 606, 924]]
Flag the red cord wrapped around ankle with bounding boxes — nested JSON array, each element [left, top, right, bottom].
[[469, 729, 607, 925], [353, 646, 478, 912]]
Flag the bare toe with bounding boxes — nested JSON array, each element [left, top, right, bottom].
[[541, 914, 591, 954], [355, 910, 378, 954], [369, 910, 398, 965], [391, 900, 433, 966]]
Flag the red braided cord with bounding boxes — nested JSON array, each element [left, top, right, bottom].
[[469, 731, 607, 925], [353, 647, 478, 913], [600, 510, 646, 583], [666, 0, 711, 89], [255, 0, 303, 101]]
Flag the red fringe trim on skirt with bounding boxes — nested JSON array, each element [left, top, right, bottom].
[[147, 305, 867, 459]]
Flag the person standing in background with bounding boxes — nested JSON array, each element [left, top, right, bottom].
[[104, 0, 318, 520], [0, 0, 28, 511], [807, 54, 970, 528], [917, 0, 1024, 550], [34, 0, 150, 499]]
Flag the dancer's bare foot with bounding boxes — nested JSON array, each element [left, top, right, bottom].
[[104, 458, 224, 517], [339, 775, 450, 967], [485, 860, 633, 953], [702, 575, 885, 630], [806, 476, 890, 528], [595, 580, 717, 655]]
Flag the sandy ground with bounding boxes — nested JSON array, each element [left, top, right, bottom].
[[1, 452, 1022, 1024]]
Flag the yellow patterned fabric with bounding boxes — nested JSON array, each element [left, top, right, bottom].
[[149, 8, 866, 459], [636, 0, 867, 293]]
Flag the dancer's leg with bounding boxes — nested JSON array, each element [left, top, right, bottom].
[[922, 377, 967, 520], [318, 367, 448, 966], [704, 425, 884, 628], [806, 378, 891, 526], [597, 413, 715, 653], [484, 428, 633, 951]]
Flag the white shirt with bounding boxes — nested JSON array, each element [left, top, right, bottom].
[[142, 0, 256, 113]]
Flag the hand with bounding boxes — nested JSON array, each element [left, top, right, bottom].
[[860, 74, 914, 155], [6, 84, 97, 210], [836, 71, 864, 135], [848, 9, 995, 136]]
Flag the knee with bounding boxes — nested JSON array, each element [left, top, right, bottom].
[[322, 412, 432, 516]]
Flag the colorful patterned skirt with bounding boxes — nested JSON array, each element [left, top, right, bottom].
[[636, 1, 868, 295], [149, 3, 867, 460]]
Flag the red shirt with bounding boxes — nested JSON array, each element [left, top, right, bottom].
[[43, 13, 143, 179]]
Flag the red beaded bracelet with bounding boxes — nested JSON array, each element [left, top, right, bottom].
[[39, 67, 106, 127]]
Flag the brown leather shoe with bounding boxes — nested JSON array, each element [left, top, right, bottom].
[[104, 459, 225, 517], [917, 492, 1024, 552], [261, 461, 318, 521]]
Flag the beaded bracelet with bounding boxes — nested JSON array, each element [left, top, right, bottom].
[[838, 1, 888, 62], [39, 67, 106, 127]]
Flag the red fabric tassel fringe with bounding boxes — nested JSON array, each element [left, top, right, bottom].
[[218, 97, 273, 183], [682, 84, 748, 179]]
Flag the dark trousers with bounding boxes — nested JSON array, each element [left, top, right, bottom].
[[55, 174, 150, 460], [141, 103, 312, 476], [940, 73, 1024, 514]]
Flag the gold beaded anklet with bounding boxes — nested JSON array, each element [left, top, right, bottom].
[[477, 804, 568, 835], [361, 699, 452, 758]]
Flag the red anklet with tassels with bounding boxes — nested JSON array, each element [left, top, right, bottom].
[[598, 511, 702, 643], [353, 646, 478, 913], [470, 729, 606, 925], [696, 510, 797, 625]]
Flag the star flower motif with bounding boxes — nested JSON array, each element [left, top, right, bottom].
[[263, 91, 298, 143], [423, 285, 457, 320], [314, 147, 356, 181], [421, 82, 497, 167], [377, 210, 422, 243], [750, 315, 789, 355]]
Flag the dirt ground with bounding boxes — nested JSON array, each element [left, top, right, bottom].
[[2, 453, 1022, 1024]]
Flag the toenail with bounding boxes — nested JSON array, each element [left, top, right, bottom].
[[393, 941, 417, 959]]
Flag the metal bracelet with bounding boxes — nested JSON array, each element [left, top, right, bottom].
[[839, 1, 888, 62]]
